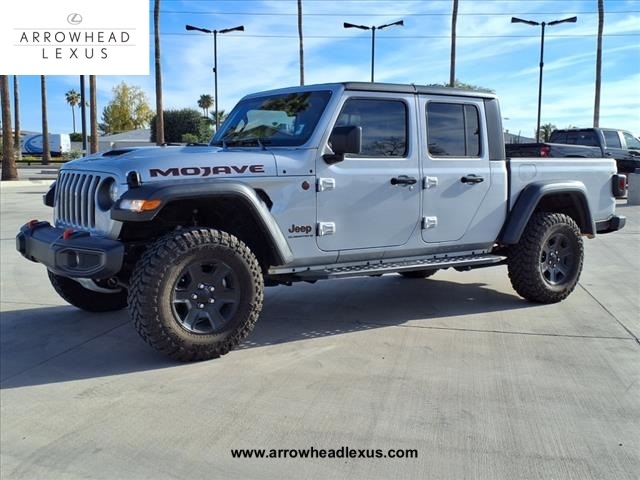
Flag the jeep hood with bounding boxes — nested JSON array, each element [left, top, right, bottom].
[[62, 146, 278, 182]]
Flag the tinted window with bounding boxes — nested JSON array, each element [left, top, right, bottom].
[[603, 130, 622, 148], [336, 99, 407, 157], [549, 131, 566, 143], [566, 131, 598, 146], [623, 132, 640, 149], [427, 103, 480, 157]]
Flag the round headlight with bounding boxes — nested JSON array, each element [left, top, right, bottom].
[[109, 180, 119, 203], [97, 177, 117, 211]]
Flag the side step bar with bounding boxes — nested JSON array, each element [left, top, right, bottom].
[[293, 254, 506, 280]]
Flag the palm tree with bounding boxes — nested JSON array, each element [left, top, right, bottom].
[[1, 75, 18, 180], [41, 75, 51, 165], [593, 0, 603, 127], [65, 89, 80, 133], [298, 0, 304, 86], [89, 75, 98, 153], [537, 123, 556, 142], [154, 0, 165, 145], [13, 76, 21, 162], [198, 94, 213, 117], [449, 0, 459, 87], [210, 109, 226, 131]]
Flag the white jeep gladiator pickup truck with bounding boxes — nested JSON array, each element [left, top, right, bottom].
[[17, 82, 627, 361]]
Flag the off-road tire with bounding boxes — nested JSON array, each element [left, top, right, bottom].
[[399, 269, 438, 279], [48, 271, 128, 312], [508, 212, 584, 304], [128, 227, 264, 362]]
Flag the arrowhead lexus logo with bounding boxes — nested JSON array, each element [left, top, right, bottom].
[[0, 0, 149, 75], [67, 13, 83, 25]]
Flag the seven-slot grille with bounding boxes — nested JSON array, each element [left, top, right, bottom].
[[54, 171, 103, 230]]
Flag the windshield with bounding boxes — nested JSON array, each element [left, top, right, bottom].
[[211, 91, 331, 147]]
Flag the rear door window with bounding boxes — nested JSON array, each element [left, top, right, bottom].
[[426, 103, 481, 157], [603, 130, 622, 148]]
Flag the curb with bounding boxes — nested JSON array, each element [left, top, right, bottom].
[[0, 179, 55, 188]]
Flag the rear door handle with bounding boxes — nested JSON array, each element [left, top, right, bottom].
[[461, 174, 484, 184], [390, 175, 418, 186]]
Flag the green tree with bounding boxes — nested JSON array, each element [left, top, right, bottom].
[[427, 79, 495, 93], [209, 109, 227, 130], [154, 0, 165, 144], [65, 89, 80, 133], [537, 123, 556, 142], [197, 94, 213, 117], [101, 82, 154, 134], [1, 75, 18, 180], [150, 108, 212, 143]]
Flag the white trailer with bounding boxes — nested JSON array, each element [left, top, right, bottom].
[[21, 133, 71, 157]]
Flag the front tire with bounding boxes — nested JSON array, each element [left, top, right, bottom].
[[507, 213, 584, 303], [48, 271, 128, 312], [128, 228, 264, 362]]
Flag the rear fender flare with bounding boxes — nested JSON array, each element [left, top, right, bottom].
[[500, 181, 595, 244]]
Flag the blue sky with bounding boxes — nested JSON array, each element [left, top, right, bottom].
[[6, 0, 640, 138]]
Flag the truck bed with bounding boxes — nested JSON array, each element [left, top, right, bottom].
[[507, 157, 618, 224]]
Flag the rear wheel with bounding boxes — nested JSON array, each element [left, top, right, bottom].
[[128, 227, 263, 362], [399, 269, 438, 279], [48, 271, 128, 312], [508, 213, 583, 303]]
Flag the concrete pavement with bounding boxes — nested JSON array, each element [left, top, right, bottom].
[[1, 186, 638, 479]]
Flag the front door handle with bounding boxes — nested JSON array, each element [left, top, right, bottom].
[[390, 175, 418, 186], [461, 174, 484, 184]]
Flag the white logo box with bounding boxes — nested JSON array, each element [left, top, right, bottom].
[[0, 0, 149, 75]]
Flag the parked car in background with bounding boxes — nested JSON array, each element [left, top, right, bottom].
[[506, 128, 640, 174], [549, 128, 640, 174]]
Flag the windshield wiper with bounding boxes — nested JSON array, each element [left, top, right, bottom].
[[217, 137, 271, 149]]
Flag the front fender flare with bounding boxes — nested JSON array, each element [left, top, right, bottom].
[[500, 181, 595, 245], [111, 180, 293, 265]]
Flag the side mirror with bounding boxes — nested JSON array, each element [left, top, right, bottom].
[[323, 125, 362, 164]]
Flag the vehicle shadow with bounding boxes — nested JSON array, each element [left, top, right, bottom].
[[1, 274, 530, 389]]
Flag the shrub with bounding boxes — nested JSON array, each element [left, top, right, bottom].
[[151, 109, 212, 144]]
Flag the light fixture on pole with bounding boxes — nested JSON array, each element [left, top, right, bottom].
[[511, 16, 577, 141], [185, 23, 245, 131], [343, 20, 404, 82]]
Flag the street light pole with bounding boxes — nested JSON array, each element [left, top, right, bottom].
[[511, 16, 577, 142], [185, 24, 244, 131], [371, 26, 376, 83], [344, 20, 404, 82]]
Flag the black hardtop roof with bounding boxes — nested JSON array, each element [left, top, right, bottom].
[[242, 82, 497, 100], [343, 81, 497, 99]]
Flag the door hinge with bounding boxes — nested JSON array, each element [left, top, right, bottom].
[[317, 178, 336, 192], [317, 222, 336, 236], [422, 216, 438, 229], [423, 176, 438, 189]]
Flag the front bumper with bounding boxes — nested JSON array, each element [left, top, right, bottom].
[[16, 221, 124, 278], [595, 214, 626, 234]]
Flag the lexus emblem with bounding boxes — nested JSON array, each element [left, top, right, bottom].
[[67, 13, 83, 25]]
